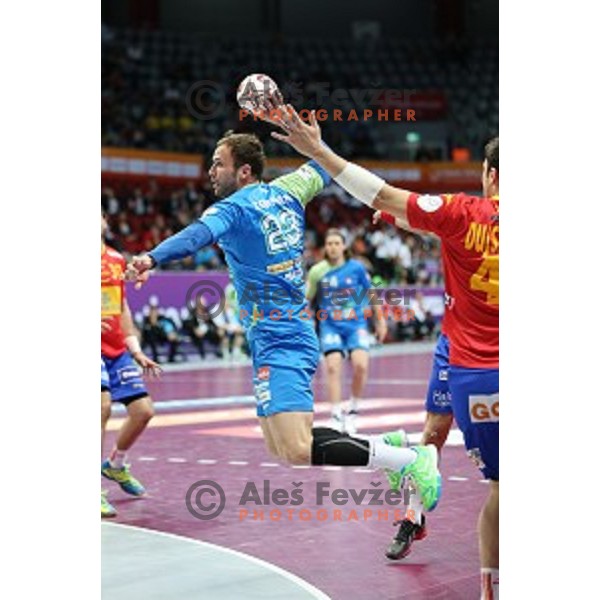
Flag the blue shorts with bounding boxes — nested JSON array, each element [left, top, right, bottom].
[[102, 351, 148, 405], [250, 321, 319, 417], [319, 321, 370, 356], [449, 365, 499, 481], [101, 358, 110, 392], [425, 334, 453, 414]]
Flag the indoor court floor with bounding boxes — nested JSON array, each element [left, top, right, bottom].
[[102, 342, 486, 600]]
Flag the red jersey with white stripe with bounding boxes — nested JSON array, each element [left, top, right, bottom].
[[101, 244, 127, 358], [407, 193, 499, 368]]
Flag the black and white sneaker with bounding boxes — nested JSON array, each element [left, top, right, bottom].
[[385, 516, 428, 560]]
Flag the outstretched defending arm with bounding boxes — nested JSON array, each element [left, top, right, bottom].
[[271, 106, 413, 228]]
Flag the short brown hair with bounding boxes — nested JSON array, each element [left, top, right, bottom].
[[325, 228, 346, 244], [484, 137, 499, 173], [217, 131, 265, 179]]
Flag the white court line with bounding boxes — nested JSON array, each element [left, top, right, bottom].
[[197, 459, 217, 465], [447, 476, 469, 482], [138, 457, 157, 462], [228, 461, 249, 466], [321, 466, 342, 471], [353, 468, 376, 473], [103, 522, 331, 600], [260, 462, 280, 468], [167, 458, 187, 463]]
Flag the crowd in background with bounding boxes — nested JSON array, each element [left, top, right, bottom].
[[102, 181, 443, 288], [102, 26, 498, 161]]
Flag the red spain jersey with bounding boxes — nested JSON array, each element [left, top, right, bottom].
[[407, 193, 499, 368], [101, 244, 127, 358]]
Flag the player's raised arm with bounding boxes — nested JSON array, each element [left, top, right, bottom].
[[272, 106, 413, 228]]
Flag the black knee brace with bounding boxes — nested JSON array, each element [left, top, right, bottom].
[[311, 427, 370, 466]]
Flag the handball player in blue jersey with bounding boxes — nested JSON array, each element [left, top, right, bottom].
[[306, 228, 387, 434], [127, 131, 441, 511]]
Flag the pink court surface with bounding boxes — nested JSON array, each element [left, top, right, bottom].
[[103, 343, 487, 599]]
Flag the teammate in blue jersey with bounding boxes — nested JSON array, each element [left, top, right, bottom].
[[306, 228, 387, 434], [126, 131, 441, 512]]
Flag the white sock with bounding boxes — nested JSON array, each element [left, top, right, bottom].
[[406, 485, 423, 525], [347, 396, 359, 413], [331, 404, 343, 419], [368, 439, 417, 471], [109, 448, 127, 469], [480, 568, 499, 600]]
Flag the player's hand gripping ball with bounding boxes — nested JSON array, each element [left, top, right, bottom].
[[237, 73, 282, 115]]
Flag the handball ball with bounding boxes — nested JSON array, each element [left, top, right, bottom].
[[237, 74, 280, 112]]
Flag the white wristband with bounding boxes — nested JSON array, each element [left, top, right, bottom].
[[334, 163, 386, 207], [125, 335, 142, 355]]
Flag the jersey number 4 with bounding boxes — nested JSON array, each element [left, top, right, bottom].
[[261, 210, 303, 254], [470, 255, 499, 305]]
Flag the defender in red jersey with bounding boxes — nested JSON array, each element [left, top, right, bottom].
[[373, 210, 454, 560], [101, 213, 160, 507], [271, 109, 499, 599]]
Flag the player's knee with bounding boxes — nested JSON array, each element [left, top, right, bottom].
[[130, 399, 155, 424], [101, 396, 112, 422], [280, 439, 311, 465], [353, 362, 368, 380], [326, 361, 341, 378], [422, 414, 452, 449]]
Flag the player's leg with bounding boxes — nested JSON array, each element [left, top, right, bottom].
[[324, 351, 344, 430], [101, 352, 154, 496], [101, 390, 112, 459], [449, 365, 499, 599], [346, 337, 369, 434], [480, 481, 499, 599], [349, 349, 368, 401], [386, 333, 453, 559], [422, 333, 453, 451], [258, 362, 441, 510], [320, 324, 346, 430], [421, 412, 453, 451], [116, 395, 155, 452], [101, 360, 116, 518], [258, 415, 281, 458], [265, 411, 314, 465]]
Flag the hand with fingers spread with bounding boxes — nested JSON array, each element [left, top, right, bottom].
[[256, 88, 287, 127], [271, 105, 324, 159], [125, 254, 155, 289], [131, 351, 162, 378]]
